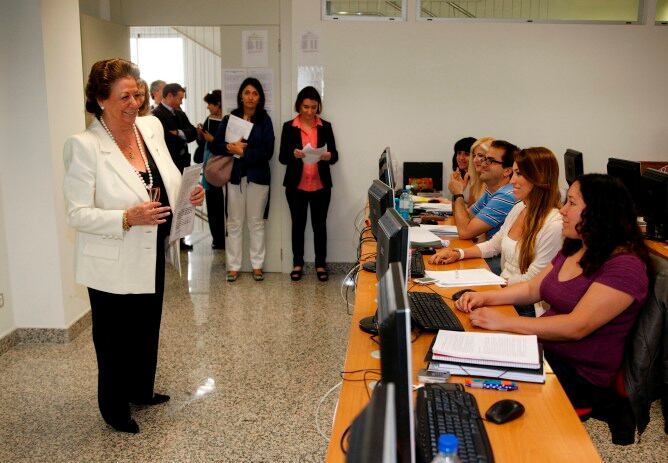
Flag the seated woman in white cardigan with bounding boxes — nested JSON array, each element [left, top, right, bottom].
[[430, 147, 563, 316]]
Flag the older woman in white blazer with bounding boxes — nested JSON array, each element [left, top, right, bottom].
[[63, 59, 203, 434]]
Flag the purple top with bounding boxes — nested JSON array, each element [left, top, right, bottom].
[[540, 252, 648, 387]]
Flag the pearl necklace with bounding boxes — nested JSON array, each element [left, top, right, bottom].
[[99, 117, 153, 190]]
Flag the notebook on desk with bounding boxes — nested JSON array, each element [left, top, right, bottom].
[[424, 332, 546, 383]]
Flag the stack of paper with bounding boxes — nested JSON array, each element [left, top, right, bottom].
[[420, 224, 458, 238], [425, 269, 506, 287], [428, 330, 545, 383], [414, 202, 453, 213], [409, 227, 442, 248]]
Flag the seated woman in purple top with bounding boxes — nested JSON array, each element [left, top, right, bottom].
[[454, 174, 650, 443]]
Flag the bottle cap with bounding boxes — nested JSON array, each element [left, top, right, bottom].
[[438, 433, 458, 453]]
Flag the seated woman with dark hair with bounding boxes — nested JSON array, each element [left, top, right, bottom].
[[455, 174, 650, 444]]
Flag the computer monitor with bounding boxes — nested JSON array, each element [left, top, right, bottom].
[[564, 149, 583, 186], [359, 208, 409, 334], [345, 382, 397, 463], [607, 158, 644, 217], [377, 261, 415, 463], [641, 168, 668, 241], [376, 208, 409, 283], [379, 147, 395, 192], [402, 162, 443, 193], [368, 180, 395, 239]]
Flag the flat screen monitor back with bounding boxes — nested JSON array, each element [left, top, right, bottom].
[[346, 382, 397, 463], [379, 147, 394, 192], [564, 149, 583, 186], [403, 162, 443, 192], [607, 158, 644, 217], [376, 208, 409, 282], [377, 261, 415, 463], [641, 168, 668, 241], [368, 180, 395, 239]]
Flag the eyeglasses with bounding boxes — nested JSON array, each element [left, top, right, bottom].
[[481, 156, 504, 166]]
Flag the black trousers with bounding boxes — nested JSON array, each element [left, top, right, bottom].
[[88, 242, 165, 424], [544, 350, 615, 409], [205, 186, 226, 247], [285, 187, 331, 268]]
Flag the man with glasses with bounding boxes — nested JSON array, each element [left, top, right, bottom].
[[449, 140, 517, 241]]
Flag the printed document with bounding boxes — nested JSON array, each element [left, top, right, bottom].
[[169, 165, 201, 242], [302, 143, 327, 165], [224, 114, 254, 143]]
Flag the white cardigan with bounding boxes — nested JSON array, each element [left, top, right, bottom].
[[476, 202, 563, 285], [63, 116, 182, 294]]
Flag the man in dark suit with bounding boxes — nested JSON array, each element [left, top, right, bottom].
[[152, 83, 197, 173], [152, 83, 198, 250]]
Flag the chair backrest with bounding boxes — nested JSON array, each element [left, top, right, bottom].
[[622, 253, 668, 435]]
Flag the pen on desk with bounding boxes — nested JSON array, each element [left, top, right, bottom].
[[465, 379, 518, 391]]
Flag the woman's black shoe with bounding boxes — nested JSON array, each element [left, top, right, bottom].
[[107, 418, 140, 434], [290, 268, 303, 281], [130, 393, 170, 406], [316, 268, 329, 282]]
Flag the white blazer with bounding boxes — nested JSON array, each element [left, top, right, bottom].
[[63, 116, 183, 294]]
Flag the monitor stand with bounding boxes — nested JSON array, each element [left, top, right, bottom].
[[362, 261, 376, 273], [359, 313, 379, 335]]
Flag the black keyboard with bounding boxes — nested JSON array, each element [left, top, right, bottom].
[[411, 250, 426, 278], [409, 292, 464, 332], [416, 383, 494, 463]]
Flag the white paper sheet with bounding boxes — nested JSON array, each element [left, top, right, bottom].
[[301, 143, 326, 165], [419, 224, 458, 236], [169, 165, 201, 242], [224, 114, 253, 143], [409, 227, 442, 246], [425, 268, 506, 287]]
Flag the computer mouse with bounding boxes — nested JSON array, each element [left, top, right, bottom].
[[452, 288, 475, 301], [485, 399, 525, 424]]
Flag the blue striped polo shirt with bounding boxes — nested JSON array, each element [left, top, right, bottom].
[[470, 183, 516, 238]]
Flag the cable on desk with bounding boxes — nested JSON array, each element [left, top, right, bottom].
[[340, 424, 352, 455], [315, 380, 342, 442], [340, 368, 381, 382]]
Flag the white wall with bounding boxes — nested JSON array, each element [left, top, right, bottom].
[[291, 0, 668, 263], [0, 7, 15, 338], [2, 0, 88, 330]]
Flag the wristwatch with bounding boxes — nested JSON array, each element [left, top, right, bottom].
[[452, 194, 465, 202]]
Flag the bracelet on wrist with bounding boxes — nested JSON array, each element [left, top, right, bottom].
[[452, 194, 465, 202], [455, 248, 465, 260], [122, 210, 131, 231]]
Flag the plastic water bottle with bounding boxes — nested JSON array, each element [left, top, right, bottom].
[[399, 186, 412, 221], [406, 185, 414, 215], [431, 434, 461, 463]]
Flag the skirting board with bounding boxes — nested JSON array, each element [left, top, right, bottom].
[[0, 310, 92, 356]]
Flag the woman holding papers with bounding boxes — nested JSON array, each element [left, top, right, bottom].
[[63, 59, 204, 433], [195, 90, 225, 250], [456, 174, 650, 442], [279, 86, 339, 281], [431, 147, 563, 314], [211, 78, 275, 282]]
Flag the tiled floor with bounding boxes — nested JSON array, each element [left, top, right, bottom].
[[0, 233, 666, 462], [0, 238, 350, 462]]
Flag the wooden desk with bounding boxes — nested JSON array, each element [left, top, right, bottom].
[[646, 239, 668, 260], [326, 234, 602, 462]]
